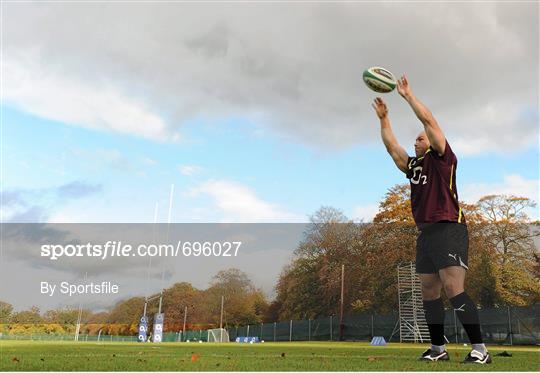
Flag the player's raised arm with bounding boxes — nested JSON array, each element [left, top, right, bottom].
[[372, 97, 409, 173], [397, 75, 446, 156]]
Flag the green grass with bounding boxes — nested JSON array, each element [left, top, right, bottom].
[[1, 340, 538, 371]]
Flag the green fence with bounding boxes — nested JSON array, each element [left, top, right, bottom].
[[227, 304, 539, 345], [227, 314, 397, 343], [0, 333, 139, 342], [1, 304, 538, 345]]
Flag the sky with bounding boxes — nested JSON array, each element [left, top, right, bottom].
[[1, 1, 539, 311]]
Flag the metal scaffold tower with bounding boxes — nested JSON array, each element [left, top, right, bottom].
[[397, 262, 430, 342]]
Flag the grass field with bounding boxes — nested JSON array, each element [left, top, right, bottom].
[[0, 340, 538, 371]]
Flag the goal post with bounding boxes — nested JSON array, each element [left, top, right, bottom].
[[207, 328, 230, 343]]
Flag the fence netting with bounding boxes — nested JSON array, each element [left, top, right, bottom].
[[1, 304, 538, 345], [227, 304, 539, 345]]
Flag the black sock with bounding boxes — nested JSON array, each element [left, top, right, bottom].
[[449, 292, 483, 344], [423, 298, 445, 346]]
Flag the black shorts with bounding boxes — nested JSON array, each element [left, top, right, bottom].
[[416, 222, 469, 274]]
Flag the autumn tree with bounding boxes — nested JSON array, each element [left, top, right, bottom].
[[271, 207, 366, 319], [160, 282, 202, 330], [271, 186, 540, 318], [43, 307, 89, 325], [106, 297, 146, 334], [84, 311, 109, 335], [204, 268, 268, 326], [0, 301, 13, 323], [476, 195, 540, 306], [11, 306, 42, 324], [273, 258, 326, 320], [349, 184, 417, 313]]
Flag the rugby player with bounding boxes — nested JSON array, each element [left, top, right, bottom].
[[371, 75, 491, 364]]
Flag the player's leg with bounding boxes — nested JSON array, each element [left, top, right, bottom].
[[439, 266, 490, 363], [436, 224, 491, 364], [419, 273, 442, 300], [416, 230, 448, 361], [418, 273, 448, 360]]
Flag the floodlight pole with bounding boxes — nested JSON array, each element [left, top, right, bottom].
[[339, 264, 345, 341]]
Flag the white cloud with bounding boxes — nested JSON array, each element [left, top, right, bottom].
[[461, 174, 540, 218], [1, 182, 102, 223], [3, 2, 537, 154], [188, 179, 303, 222], [350, 204, 380, 222], [179, 164, 203, 176], [4, 52, 175, 141], [142, 157, 157, 166], [445, 104, 536, 156]]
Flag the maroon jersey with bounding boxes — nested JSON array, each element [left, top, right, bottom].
[[406, 140, 465, 229]]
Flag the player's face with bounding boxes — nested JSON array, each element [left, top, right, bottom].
[[414, 132, 430, 157]]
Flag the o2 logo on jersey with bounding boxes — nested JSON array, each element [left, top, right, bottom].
[[410, 166, 427, 185]]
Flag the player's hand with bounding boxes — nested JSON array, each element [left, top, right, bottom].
[[372, 97, 388, 119], [397, 75, 413, 99]]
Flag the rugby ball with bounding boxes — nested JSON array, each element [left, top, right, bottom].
[[363, 67, 397, 93]]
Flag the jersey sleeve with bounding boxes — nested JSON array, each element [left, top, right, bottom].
[[429, 139, 456, 164]]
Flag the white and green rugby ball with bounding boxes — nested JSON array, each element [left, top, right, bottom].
[[363, 67, 397, 93]]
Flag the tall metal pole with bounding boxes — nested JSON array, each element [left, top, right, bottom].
[[167, 184, 174, 232], [289, 320, 292, 342], [158, 185, 174, 315], [144, 202, 158, 319], [75, 272, 87, 341], [220, 295, 224, 342], [158, 289, 163, 314], [339, 264, 345, 341], [330, 315, 333, 341], [371, 314, 374, 339], [182, 306, 187, 341], [507, 306, 513, 346], [220, 296, 224, 328]]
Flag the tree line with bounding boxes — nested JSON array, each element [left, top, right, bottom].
[[0, 268, 267, 336], [269, 186, 539, 321], [1, 184, 538, 335]]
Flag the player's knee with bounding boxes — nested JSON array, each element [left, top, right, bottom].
[[421, 283, 441, 300], [443, 282, 463, 298]]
